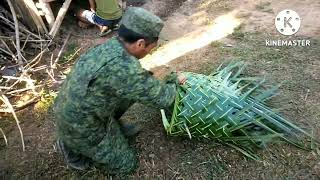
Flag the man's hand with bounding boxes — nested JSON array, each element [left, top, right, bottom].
[[177, 72, 187, 85]]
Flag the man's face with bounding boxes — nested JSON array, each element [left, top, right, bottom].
[[134, 40, 158, 59]]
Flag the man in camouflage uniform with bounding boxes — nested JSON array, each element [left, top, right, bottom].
[[54, 7, 185, 174]]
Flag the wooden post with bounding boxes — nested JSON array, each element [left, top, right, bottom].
[[49, 0, 72, 38], [38, 0, 55, 29], [20, 0, 48, 34]]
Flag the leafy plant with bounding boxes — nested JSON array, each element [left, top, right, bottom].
[[162, 61, 317, 160], [59, 43, 81, 64]]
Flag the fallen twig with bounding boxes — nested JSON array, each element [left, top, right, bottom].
[[304, 89, 310, 101], [0, 96, 40, 113], [0, 36, 13, 40], [52, 33, 71, 68], [21, 39, 51, 43], [10, 39, 27, 63], [49, 0, 73, 38], [6, 0, 23, 66], [0, 91, 25, 151], [30, 65, 47, 72], [0, 86, 12, 90], [0, 47, 12, 56], [0, 38, 17, 62], [0, 128, 8, 146], [3, 48, 49, 94], [6, 85, 41, 95], [14, 96, 40, 110], [23, 42, 51, 70], [59, 47, 82, 65], [2, 76, 36, 83], [46, 68, 56, 82], [21, 34, 30, 51], [0, 15, 41, 39]]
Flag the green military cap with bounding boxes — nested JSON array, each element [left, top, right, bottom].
[[120, 7, 164, 38]]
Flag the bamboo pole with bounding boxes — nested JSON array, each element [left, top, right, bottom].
[[49, 0, 72, 38], [22, 0, 48, 34], [38, 0, 55, 29]]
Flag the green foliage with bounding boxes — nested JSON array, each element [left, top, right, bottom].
[[162, 61, 317, 160], [231, 25, 245, 40], [59, 43, 80, 64], [35, 89, 57, 113], [210, 41, 224, 48]]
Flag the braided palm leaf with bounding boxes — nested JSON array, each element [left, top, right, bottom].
[[161, 61, 316, 160]]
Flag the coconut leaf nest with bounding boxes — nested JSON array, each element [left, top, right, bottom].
[[161, 61, 317, 160]]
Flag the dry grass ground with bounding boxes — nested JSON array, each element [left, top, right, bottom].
[[1, 0, 320, 179]]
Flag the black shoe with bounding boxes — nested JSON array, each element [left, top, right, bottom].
[[56, 139, 90, 170]]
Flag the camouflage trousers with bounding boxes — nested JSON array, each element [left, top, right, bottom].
[[57, 100, 138, 175]]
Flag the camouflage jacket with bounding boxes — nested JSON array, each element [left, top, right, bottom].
[[54, 37, 176, 144]]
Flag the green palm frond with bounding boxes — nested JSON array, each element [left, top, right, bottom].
[[161, 61, 317, 160]]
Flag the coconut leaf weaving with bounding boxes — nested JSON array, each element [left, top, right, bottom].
[[161, 61, 317, 160]]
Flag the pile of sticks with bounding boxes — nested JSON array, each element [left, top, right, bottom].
[[0, 4, 51, 64], [0, 0, 73, 151]]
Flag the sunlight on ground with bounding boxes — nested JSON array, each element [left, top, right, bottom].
[[141, 11, 241, 70]]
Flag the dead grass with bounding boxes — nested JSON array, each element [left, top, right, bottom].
[[147, 30, 320, 178], [1, 31, 319, 180]]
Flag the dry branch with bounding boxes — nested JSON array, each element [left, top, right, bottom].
[[21, 34, 31, 51], [30, 65, 47, 72], [59, 47, 81, 65], [38, 0, 55, 29], [6, 0, 23, 66], [0, 0, 64, 151], [0, 15, 42, 40], [2, 76, 36, 83], [0, 47, 12, 57], [6, 86, 41, 95], [49, 0, 72, 38], [21, 0, 48, 34], [0, 92, 25, 151], [0, 86, 11, 90], [53, 32, 71, 67], [0, 128, 8, 146], [0, 38, 17, 62], [0, 96, 40, 113]]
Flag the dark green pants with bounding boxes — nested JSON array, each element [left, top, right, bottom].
[[86, 117, 137, 174], [59, 100, 138, 175]]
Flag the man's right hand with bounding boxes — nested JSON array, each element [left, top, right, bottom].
[[177, 72, 187, 85]]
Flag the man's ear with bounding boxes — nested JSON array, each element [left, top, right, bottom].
[[136, 39, 146, 48]]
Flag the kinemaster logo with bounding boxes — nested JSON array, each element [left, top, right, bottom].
[[265, 9, 311, 47]]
